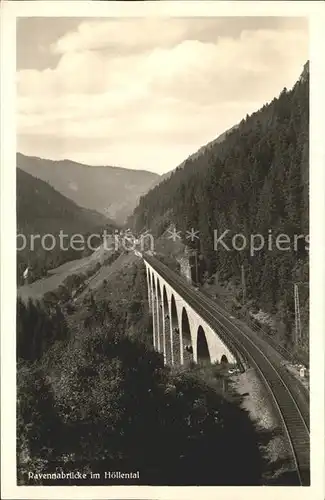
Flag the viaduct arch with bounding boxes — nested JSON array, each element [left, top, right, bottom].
[[145, 261, 236, 366]]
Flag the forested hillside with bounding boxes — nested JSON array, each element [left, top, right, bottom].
[[132, 62, 309, 352], [150, 124, 238, 189], [18, 153, 159, 224], [17, 169, 115, 284]]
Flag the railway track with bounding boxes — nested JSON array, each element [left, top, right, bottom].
[[200, 285, 309, 369], [144, 255, 310, 485]]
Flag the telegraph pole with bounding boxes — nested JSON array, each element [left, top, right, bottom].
[[293, 283, 300, 345], [293, 281, 308, 345], [195, 250, 199, 285], [188, 247, 199, 285], [241, 264, 246, 305]]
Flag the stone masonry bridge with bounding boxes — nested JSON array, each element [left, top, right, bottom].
[[142, 253, 310, 486], [144, 257, 237, 366]]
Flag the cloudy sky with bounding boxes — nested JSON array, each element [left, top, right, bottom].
[[17, 17, 308, 174]]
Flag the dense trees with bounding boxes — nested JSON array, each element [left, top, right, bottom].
[[17, 261, 267, 486], [94, 259, 152, 345], [17, 297, 69, 362], [18, 322, 265, 485], [131, 63, 309, 350]]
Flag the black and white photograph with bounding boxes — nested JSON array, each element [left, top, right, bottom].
[[1, 1, 325, 499]]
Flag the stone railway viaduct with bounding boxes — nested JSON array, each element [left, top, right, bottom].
[[143, 255, 310, 486], [144, 259, 237, 366]]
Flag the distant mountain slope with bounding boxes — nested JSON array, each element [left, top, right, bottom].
[[17, 153, 160, 225], [17, 168, 114, 284], [131, 62, 309, 354], [17, 168, 110, 235]]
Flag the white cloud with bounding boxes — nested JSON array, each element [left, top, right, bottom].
[[51, 18, 209, 55], [17, 18, 308, 174]]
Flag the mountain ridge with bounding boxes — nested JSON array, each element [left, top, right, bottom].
[[17, 168, 115, 284], [18, 153, 158, 176], [150, 125, 238, 189], [17, 152, 160, 225]]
